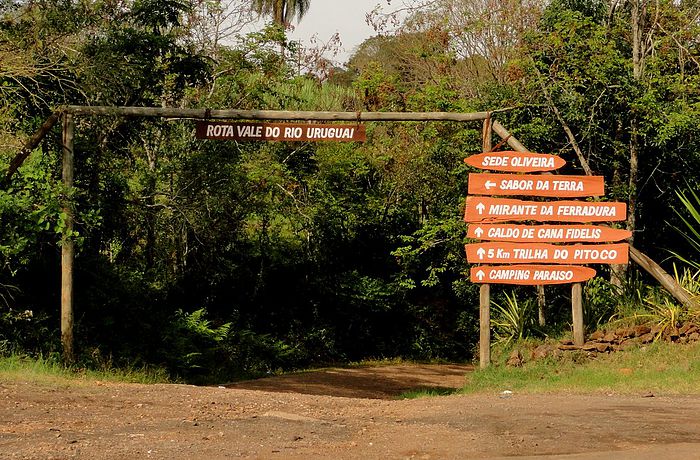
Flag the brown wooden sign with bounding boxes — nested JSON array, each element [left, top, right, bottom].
[[465, 242, 629, 264], [196, 121, 366, 142], [464, 196, 627, 223], [467, 224, 632, 243], [464, 151, 565, 172], [468, 173, 604, 197], [470, 265, 597, 285]]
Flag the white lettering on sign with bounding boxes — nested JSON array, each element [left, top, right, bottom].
[[478, 155, 557, 169], [482, 156, 509, 167], [573, 248, 618, 260], [537, 228, 564, 239], [553, 180, 584, 192], [565, 227, 602, 240], [533, 270, 574, 281], [305, 126, 356, 139], [489, 268, 532, 281], [511, 156, 556, 169], [512, 248, 549, 259], [489, 204, 540, 216], [488, 227, 520, 239], [557, 205, 618, 217], [237, 125, 263, 138], [499, 179, 534, 191], [207, 124, 236, 137]]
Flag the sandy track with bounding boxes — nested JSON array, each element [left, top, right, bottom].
[[2, 365, 700, 459]]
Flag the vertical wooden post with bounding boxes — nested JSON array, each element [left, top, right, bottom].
[[61, 113, 75, 363], [479, 115, 492, 369], [571, 283, 584, 346], [480, 284, 491, 369], [537, 286, 546, 326]]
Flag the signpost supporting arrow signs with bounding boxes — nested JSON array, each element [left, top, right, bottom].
[[465, 139, 630, 366]]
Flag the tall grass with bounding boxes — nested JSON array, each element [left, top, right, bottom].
[[0, 354, 169, 385], [463, 341, 700, 395]]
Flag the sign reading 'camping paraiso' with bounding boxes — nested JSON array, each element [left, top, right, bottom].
[[196, 121, 366, 142], [470, 265, 597, 285]]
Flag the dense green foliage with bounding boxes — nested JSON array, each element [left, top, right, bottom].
[[2, 0, 700, 382]]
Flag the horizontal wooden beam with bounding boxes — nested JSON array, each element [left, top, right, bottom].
[[63, 106, 494, 122]]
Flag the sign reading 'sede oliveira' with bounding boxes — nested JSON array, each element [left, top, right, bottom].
[[196, 121, 366, 142]]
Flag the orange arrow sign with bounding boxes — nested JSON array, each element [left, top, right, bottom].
[[465, 242, 629, 264], [470, 265, 597, 285], [468, 173, 604, 197], [467, 224, 632, 243], [464, 196, 627, 223], [465, 151, 566, 172]]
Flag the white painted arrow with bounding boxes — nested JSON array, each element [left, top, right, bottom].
[[476, 202, 486, 214], [484, 180, 496, 190], [474, 226, 484, 238], [475, 270, 485, 281], [477, 248, 486, 259]]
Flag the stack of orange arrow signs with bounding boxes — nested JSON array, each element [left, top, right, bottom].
[[463, 151, 631, 285]]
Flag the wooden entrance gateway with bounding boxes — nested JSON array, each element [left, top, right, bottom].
[[5, 105, 696, 365]]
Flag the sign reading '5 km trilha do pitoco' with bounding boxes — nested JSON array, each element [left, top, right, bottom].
[[463, 150, 630, 285]]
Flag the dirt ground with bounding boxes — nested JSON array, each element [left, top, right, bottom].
[[2, 363, 700, 459]]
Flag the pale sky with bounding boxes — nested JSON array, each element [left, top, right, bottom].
[[287, 1, 388, 65]]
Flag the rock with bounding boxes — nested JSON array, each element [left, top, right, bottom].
[[560, 339, 574, 345], [680, 323, 698, 336], [558, 344, 582, 351], [651, 324, 663, 335], [615, 327, 632, 338], [690, 332, 700, 342], [507, 349, 524, 367], [617, 339, 640, 351], [603, 332, 618, 343], [589, 331, 605, 341], [532, 345, 552, 360], [582, 342, 598, 352], [633, 325, 651, 337], [680, 336, 689, 344], [669, 328, 681, 341], [595, 343, 611, 353], [639, 332, 655, 344]]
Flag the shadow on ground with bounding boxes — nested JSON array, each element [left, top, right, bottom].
[[224, 364, 473, 399]]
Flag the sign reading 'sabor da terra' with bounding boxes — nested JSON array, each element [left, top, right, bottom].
[[196, 121, 366, 142]]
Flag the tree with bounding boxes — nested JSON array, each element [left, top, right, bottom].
[[252, 0, 310, 26]]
